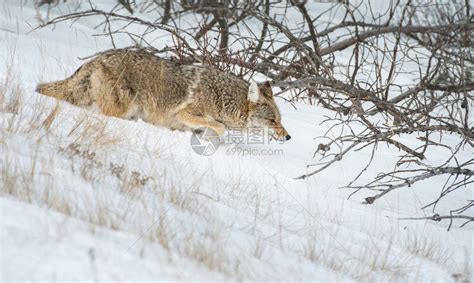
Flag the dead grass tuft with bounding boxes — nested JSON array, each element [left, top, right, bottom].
[[66, 114, 121, 147], [0, 67, 23, 114], [42, 102, 60, 130], [181, 224, 232, 275], [404, 233, 450, 266]]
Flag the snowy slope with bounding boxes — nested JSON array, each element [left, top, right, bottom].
[[1, 1, 472, 281]]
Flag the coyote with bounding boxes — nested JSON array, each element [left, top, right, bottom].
[[36, 50, 291, 141]]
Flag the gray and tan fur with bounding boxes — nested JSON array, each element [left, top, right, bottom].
[[36, 50, 290, 140]]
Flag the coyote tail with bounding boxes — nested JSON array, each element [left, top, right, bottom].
[[36, 80, 71, 100], [36, 65, 93, 105]]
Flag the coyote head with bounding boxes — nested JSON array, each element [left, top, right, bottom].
[[247, 81, 291, 141]]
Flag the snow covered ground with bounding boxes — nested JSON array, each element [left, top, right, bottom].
[[1, 0, 472, 281]]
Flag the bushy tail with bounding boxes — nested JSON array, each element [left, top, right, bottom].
[[36, 80, 71, 100], [36, 64, 93, 106]]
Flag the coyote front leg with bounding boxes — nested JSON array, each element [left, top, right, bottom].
[[175, 110, 225, 137]]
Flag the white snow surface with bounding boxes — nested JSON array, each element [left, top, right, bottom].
[[1, 1, 472, 282]]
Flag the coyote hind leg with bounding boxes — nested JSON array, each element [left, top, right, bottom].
[[89, 63, 138, 119]]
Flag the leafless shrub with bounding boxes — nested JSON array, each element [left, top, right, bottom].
[[36, 0, 473, 228]]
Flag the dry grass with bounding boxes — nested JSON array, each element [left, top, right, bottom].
[[1, 67, 153, 239], [41, 102, 60, 130], [1, 153, 71, 215], [147, 206, 172, 251], [181, 222, 233, 275], [1, 144, 159, 235], [1, 101, 234, 276], [1, 158, 34, 203], [302, 229, 318, 263], [1, 66, 463, 282], [404, 232, 450, 266], [66, 113, 121, 147], [297, 225, 441, 280], [253, 235, 265, 259], [0, 66, 22, 114]]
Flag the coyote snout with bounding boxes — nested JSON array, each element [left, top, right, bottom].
[[36, 50, 290, 143]]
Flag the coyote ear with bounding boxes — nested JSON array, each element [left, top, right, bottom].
[[260, 81, 273, 98], [248, 80, 260, 102]]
